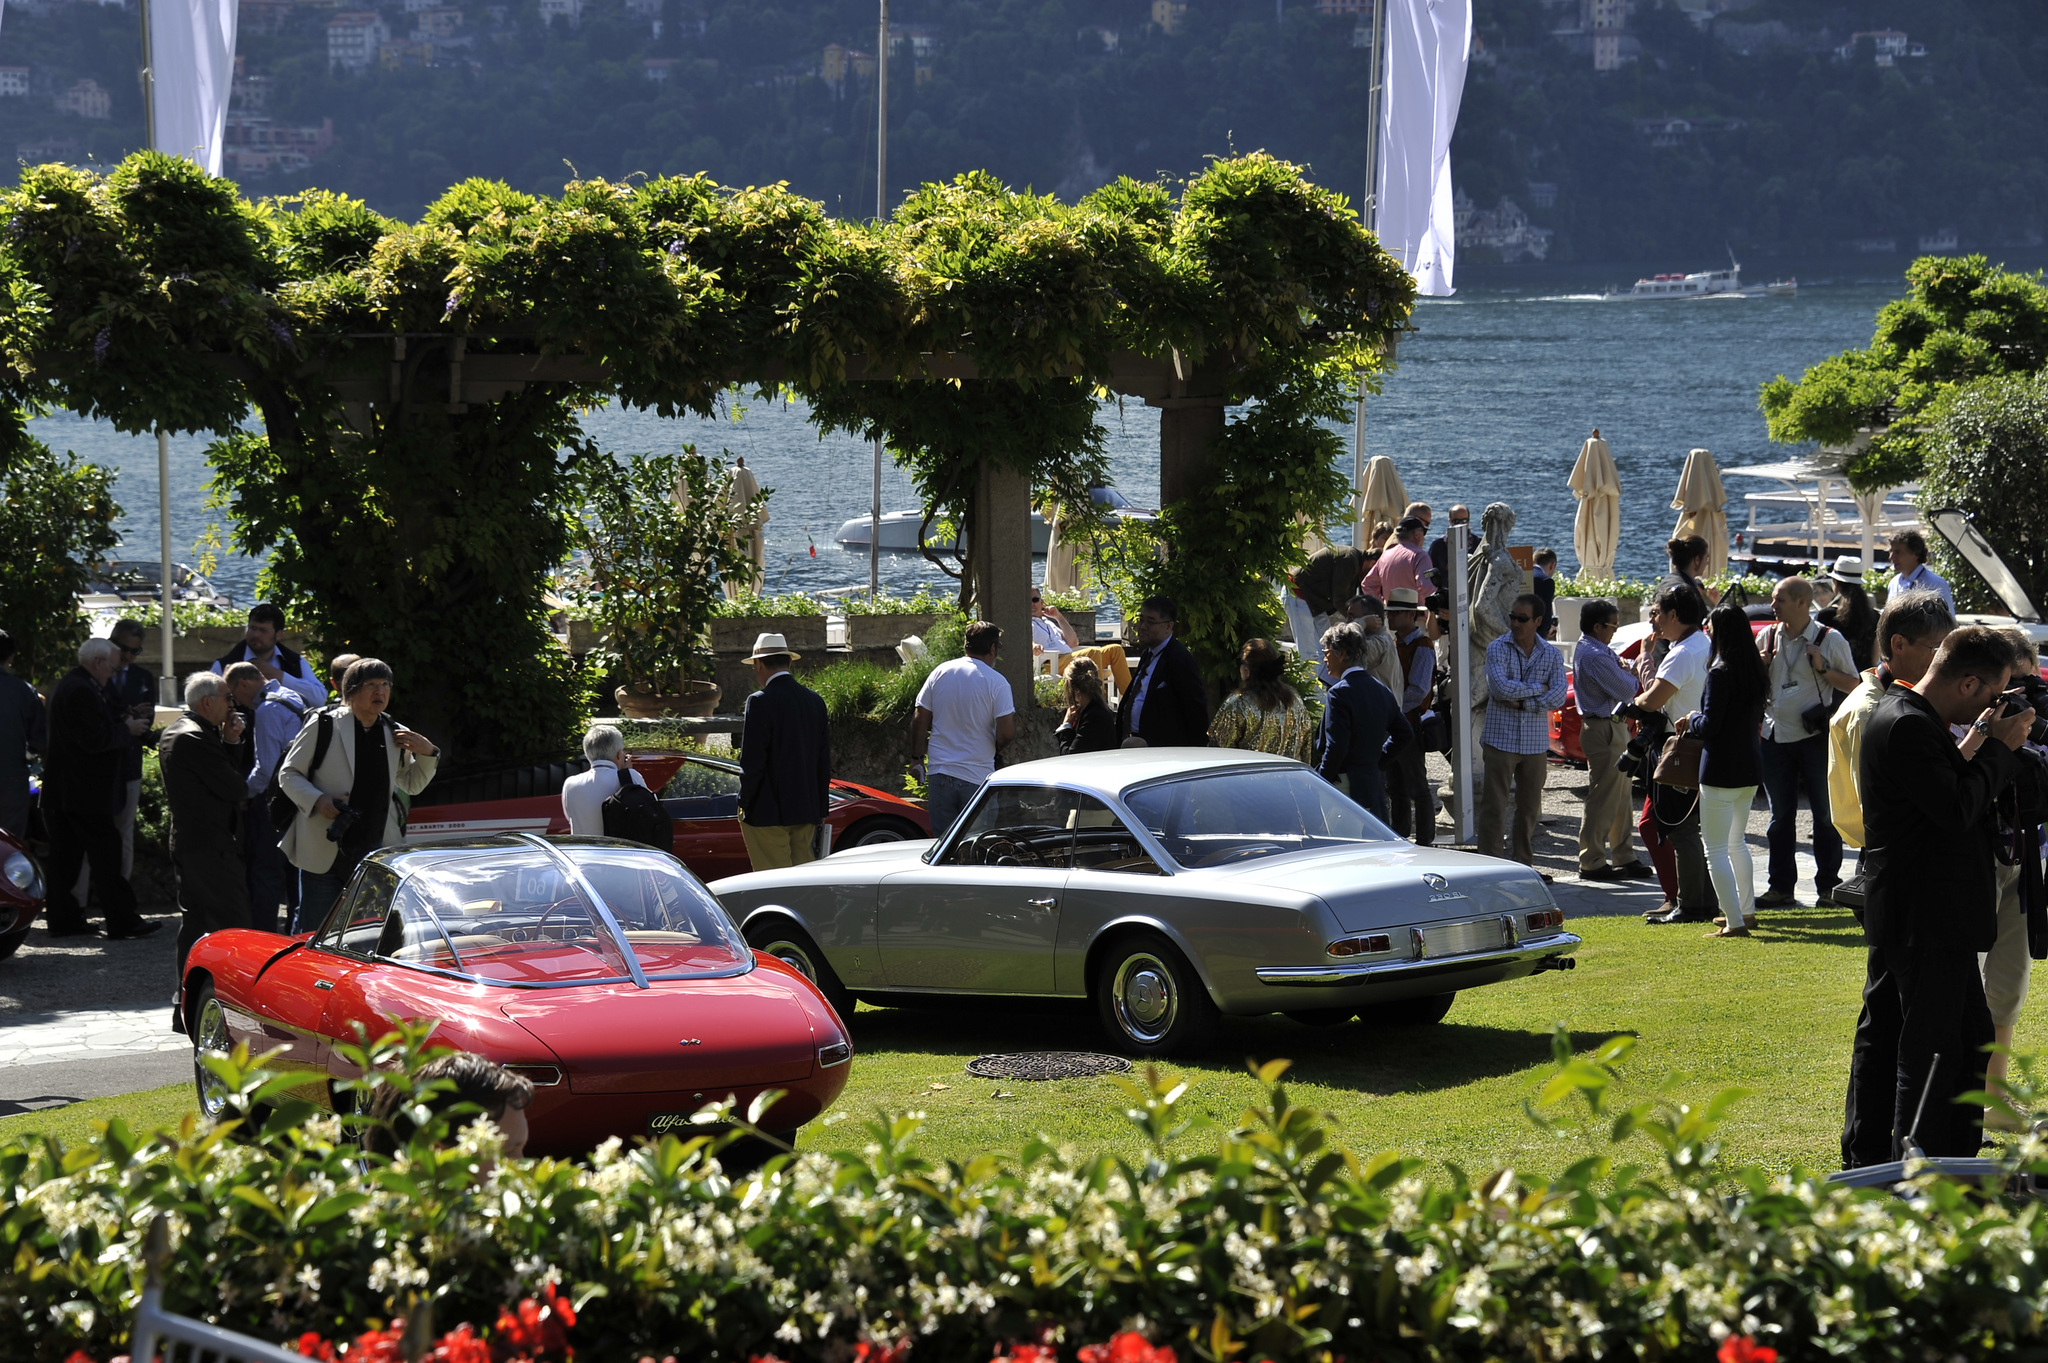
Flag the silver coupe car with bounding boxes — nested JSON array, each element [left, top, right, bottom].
[[710, 749, 1581, 1055]]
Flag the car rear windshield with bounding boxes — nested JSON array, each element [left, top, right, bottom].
[[1123, 766, 1396, 868], [390, 847, 752, 985]]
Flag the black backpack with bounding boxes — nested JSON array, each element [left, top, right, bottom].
[[601, 778, 673, 851], [266, 709, 334, 834]]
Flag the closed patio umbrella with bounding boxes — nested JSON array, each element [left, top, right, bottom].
[[1044, 499, 1080, 595], [724, 455, 767, 598], [1568, 428, 1621, 582], [1671, 447, 1729, 579], [1359, 455, 1408, 549]]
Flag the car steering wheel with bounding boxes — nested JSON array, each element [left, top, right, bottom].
[[531, 896, 592, 939], [968, 832, 1036, 867]]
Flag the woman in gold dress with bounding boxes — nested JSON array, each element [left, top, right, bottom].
[[1207, 638, 1315, 763]]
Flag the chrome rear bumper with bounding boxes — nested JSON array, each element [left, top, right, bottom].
[[1254, 933, 1581, 987]]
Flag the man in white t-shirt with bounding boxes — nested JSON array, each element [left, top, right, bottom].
[[561, 724, 648, 835], [911, 620, 1017, 835], [1632, 584, 1715, 925]]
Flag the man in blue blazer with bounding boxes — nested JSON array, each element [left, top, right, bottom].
[[1314, 624, 1413, 823], [738, 633, 832, 871]]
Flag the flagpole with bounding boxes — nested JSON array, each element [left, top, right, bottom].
[[869, 0, 888, 600], [1353, 0, 1387, 550]]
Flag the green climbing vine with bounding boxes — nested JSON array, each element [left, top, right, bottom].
[[0, 148, 1410, 760]]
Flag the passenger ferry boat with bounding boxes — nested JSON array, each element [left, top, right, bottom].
[[1606, 260, 1797, 300]]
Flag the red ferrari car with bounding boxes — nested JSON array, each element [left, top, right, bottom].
[[0, 825, 44, 960], [181, 834, 853, 1155], [402, 750, 929, 880]]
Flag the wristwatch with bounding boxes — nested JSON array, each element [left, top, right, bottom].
[[1971, 718, 1993, 735]]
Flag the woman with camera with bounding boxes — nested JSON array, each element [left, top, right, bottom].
[[1677, 604, 1770, 938], [278, 658, 440, 932], [1631, 584, 1716, 925]]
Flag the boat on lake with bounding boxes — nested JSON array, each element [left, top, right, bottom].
[[1606, 260, 1795, 300], [834, 484, 1153, 555]]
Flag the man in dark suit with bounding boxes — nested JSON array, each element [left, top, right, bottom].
[[1314, 623, 1414, 823], [42, 638, 157, 939], [1294, 545, 1365, 634], [1115, 596, 1209, 747], [738, 632, 832, 871], [105, 618, 157, 878], [1857, 626, 2030, 1159], [160, 672, 252, 1005], [1427, 504, 1471, 593]]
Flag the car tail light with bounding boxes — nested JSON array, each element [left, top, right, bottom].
[[817, 1041, 851, 1067], [1525, 909, 1565, 933], [505, 1064, 562, 1086], [1326, 934, 1393, 958]]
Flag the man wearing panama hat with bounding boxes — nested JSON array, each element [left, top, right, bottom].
[[737, 633, 832, 871]]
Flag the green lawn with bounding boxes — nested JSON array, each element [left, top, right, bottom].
[[10, 906, 2042, 1176]]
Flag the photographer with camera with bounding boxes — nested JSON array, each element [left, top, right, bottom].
[[1857, 626, 2031, 1160], [1627, 584, 1717, 925], [1755, 576, 1861, 911], [278, 658, 440, 932], [1982, 628, 2048, 1115], [1832, 588, 1951, 1167]]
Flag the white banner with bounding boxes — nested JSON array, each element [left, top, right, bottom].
[[149, 0, 239, 176], [1376, 0, 1470, 297]]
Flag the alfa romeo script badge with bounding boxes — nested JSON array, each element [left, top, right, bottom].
[[678, 1038, 703, 1046]]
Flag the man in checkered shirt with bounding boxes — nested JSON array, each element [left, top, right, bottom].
[[1478, 592, 1568, 869]]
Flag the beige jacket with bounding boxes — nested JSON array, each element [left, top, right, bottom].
[[278, 706, 439, 874]]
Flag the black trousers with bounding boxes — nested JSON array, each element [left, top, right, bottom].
[[42, 805, 141, 934], [173, 846, 252, 984], [1886, 942, 1994, 1158], [1841, 946, 1901, 1168], [1384, 743, 1435, 845]]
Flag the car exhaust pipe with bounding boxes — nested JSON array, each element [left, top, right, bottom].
[[1534, 956, 1577, 973]]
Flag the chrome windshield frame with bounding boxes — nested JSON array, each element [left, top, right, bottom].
[[515, 833, 650, 990]]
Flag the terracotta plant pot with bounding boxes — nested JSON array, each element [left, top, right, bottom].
[[615, 681, 721, 718]]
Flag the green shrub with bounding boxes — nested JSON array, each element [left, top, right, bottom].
[[807, 616, 966, 726], [710, 592, 829, 618], [839, 587, 959, 616], [13, 1027, 2048, 1363]]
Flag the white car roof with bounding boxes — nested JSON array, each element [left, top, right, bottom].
[[987, 747, 1297, 799]]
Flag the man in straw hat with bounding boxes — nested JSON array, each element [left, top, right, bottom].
[[738, 633, 832, 871]]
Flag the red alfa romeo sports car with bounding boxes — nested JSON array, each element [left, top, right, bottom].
[[181, 834, 853, 1155], [402, 750, 929, 881], [0, 825, 43, 961]]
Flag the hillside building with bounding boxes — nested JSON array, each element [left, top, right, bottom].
[[327, 13, 390, 72], [0, 68, 29, 98], [55, 78, 111, 120]]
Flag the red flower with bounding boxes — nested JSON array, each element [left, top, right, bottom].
[[291, 1335, 340, 1363], [851, 1341, 910, 1363], [1718, 1338, 1778, 1363], [993, 1345, 1059, 1363], [64, 1352, 101, 1363], [429, 1323, 495, 1363], [493, 1285, 575, 1361], [1077, 1334, 1175, 1363], [747, 1356, 790, 1363], [343, 1325, 406, 1363]]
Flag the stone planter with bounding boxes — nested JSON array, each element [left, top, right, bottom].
[[1062, 609, 1097, 642], [616, 681, 722, 718], [1614, 597, 1643, 626], [846, 612, 941, 650], [711, 615, 828, 654], [565, 618, 601, 654], [137, 625, 309, 671]]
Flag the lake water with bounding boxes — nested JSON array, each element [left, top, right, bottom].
[[32, 264, 1931, 608]]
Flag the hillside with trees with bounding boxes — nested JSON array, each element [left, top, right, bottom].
[[0, 0, 2042, 261]]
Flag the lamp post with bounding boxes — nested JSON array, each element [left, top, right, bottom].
[[869, 0, 888, 600], [1353, 0, 1387, 550], [137, 0, 178, 701]]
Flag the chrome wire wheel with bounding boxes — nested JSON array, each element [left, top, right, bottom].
[[1109, 951, 1179, 1046], [192, 991, 232, 1120]]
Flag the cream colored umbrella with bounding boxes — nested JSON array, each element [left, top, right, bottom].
[[1043, 500, 1080, 595], [1671, 447, 1730, 579], [1358, 456, 1408, 548], [723, 455, 767, 599], [1568, 428, 1621, 582]]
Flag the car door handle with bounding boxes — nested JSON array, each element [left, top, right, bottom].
[[1025, 897, 1058, 909], [314, 979, 334, 990]]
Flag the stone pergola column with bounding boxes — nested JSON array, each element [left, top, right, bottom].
[[1156, 398, 1227, 508], [970, 459, 1036, 709]]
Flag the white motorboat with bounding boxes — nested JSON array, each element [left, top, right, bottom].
[[1606, 257, 1792, 300], [834, 485, 1153, 554], [79, 560, 234, 621]]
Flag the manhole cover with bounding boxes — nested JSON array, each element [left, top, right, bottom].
[[966, 1052, 1133, 1081]]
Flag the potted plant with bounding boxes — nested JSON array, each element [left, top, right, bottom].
[[1553, 577, 1647, 642], [709, 591, 829, 654], [840, 585, 956, 649], [567, 446, 764, 718], [1041, 586, 1097, 645]]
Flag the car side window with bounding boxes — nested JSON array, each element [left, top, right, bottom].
[[377, 880, 462, 969], [315, 863, 400, 959], [660, 758, 743, 820], [946, 786, 1081, 868], [1067, 795, 1166, 875]]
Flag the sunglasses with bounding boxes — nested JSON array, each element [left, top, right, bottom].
[[1510, 614, 1535, 624], [116, 644, 143, 656]]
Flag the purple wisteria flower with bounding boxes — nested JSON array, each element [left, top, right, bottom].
[[444, 292, 461, 318], [666, 239, 686, 257], [92, 328, 110, 364], [1366, 293, 1380, 319], [269, 319, 296, 352]]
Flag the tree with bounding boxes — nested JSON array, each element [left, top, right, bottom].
[[0, 411, 120, 684], [1758, 255, 2048, 491], [1918, 370, 2048, 617]]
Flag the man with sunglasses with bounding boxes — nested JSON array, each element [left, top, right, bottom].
[[1029, 590, 1079, 672], [1478, 593, 1566, 870]]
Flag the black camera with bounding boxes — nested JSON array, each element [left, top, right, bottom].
[[2004, 674, 2048, 748], [1613, 705, 1669, 778], [326, 800, 359, 843]]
